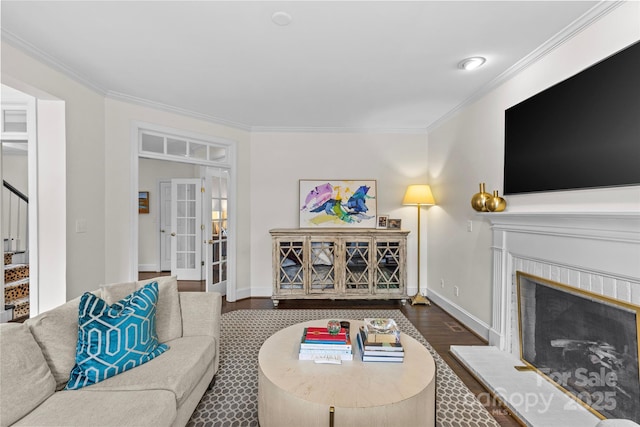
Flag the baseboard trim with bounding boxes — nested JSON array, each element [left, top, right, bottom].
[[236, 287, 257, 301], [427, 289, 491, 341], [138, 264, 158, 272]]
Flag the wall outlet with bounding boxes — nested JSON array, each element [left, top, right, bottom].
[[440, 279, 445, 288], [467, 220, 473, 232], [454, 286, 459, 297]]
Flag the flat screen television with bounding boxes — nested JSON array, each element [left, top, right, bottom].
[[504, 41, 640, 195]]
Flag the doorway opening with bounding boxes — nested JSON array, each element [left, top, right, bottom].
[[133, 123, 236, 299], [1, 84, 36, 321]]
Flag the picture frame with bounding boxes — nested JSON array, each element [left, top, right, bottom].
[[299, 180, 377, 228], [377, 215, 389, 229], [388, 219, 402, 229], [138, 191, 150, 214]]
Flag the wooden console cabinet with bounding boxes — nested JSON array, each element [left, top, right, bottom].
[[270, 228, 409, 306]]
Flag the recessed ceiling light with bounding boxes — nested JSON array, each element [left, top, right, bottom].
[[458, 56, 486, 71], [271, 11, 293, 26]]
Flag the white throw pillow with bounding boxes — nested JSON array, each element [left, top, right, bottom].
[[24, 296, 83, 390], [137, 276, 182, 342], [0, 323, 57, 426], [102, 276, 182, 343]]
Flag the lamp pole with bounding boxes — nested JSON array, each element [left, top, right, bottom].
[[411, 203, 430, 305], [402, 184, 435, 306]]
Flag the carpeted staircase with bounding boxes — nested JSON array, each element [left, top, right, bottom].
[[4, 251, 29, 319]]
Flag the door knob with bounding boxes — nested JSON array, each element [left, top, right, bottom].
[[170, 232, 176, 237]]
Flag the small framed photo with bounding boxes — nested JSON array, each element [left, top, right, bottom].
[[377, 215, 389, 229], [138, 191, 150, 214], [388, 218, 402, 229]]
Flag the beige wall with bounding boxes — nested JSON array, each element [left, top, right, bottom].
[[2, 41, 105, 302], [426, 2, 640, 332], [104, 99, 252, 296], [3, 3, 638, 322], [248, 132, 429, 298], [138, 158, 200, 271], [2, 153, 28, 194], [2, 41, 252, 301]]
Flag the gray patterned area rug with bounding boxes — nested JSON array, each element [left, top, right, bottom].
[[187, 309, 500, 427]]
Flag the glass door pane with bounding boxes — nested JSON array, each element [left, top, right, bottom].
[[209, 170, 229, 293], [171, 179, 202, 280]]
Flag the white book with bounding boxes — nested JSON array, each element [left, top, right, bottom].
[[298, 351, 353, 361]]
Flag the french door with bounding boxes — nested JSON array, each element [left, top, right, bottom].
[[204, 168, 229, 294], [170, 179, 203, 280]]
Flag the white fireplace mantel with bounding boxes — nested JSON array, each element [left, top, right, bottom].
[[481, 211, 640, 352]]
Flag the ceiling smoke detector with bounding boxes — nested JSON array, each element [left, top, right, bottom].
[[458, 56, 487, 71], [271, 11, 293, 26]]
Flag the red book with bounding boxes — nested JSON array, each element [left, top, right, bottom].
[[304, 327, 347, 342]]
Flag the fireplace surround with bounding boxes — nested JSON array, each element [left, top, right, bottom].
[[452, 211, 640, 426], [517, 272, 640, 422]]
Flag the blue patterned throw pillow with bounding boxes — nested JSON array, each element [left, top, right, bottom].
[[66, 281, 169, 390]]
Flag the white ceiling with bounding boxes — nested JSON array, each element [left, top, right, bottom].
[[1, 1, 610, 133]]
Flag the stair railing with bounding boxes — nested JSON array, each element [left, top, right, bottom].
[[2, 180, 28, 254]]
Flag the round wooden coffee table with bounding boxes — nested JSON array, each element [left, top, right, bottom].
[[258, 319, 436, 427]]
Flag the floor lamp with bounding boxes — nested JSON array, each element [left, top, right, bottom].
[[402, 184, 436, 305]]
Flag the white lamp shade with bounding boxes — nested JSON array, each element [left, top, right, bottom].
[[402, 184, 435, 206]]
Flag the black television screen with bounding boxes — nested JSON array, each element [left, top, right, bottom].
[[504, 41, 640, 195]]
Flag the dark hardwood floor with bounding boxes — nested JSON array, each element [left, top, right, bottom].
[[138, 272, 520, 426]]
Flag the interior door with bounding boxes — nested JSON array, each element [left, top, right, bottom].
[[170, 178, 203, 280], [159, 181, 171, 271], [204, 168, 229, 295]]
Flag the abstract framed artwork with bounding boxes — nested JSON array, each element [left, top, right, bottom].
[[299, 180, 377, 228]]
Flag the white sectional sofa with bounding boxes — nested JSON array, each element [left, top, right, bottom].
[[0, 276, 221, 427]]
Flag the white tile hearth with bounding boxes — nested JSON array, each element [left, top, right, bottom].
[[451, 345, 601, 427]]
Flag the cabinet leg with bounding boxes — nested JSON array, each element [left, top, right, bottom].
[[401, 299, 407, 306], [273, 299, 279, 308]]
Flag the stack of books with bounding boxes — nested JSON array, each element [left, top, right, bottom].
[[357, 318, 404, 362], [298, 327, 353, 361]]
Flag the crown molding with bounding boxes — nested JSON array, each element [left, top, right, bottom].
[[3, 1, 621, 135], [105, 91, 252, 132], [426, 0, 624, 133], [1, 28, 108, 96], [2, 27, 424, 134], [249, 125, 428, 134]]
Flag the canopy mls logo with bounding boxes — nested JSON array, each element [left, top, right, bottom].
[[539, 367, 619, 412]]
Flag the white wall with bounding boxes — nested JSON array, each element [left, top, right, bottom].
[[138, 158, 199, 271], [249, 132, 428, 298], [2, 41, 105, 302], [2, 41, 252, 301], [427, 2, 640, 332], [2, 154, 28, 193], [104, 98, 252, 295]]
